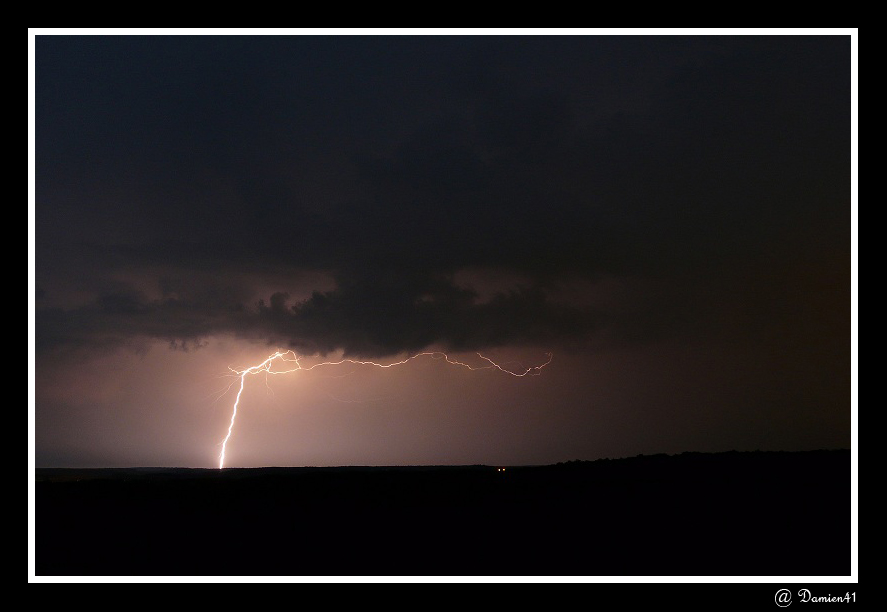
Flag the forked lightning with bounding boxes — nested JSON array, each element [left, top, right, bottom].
[[218, 350, 553, 468]]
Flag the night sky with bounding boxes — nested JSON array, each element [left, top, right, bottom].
[[32, 33, 853, 468]]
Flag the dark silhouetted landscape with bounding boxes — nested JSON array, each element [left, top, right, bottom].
[[36, 450, 849, 576]]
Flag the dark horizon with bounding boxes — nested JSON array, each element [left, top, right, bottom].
[[32, 32, 853, 471], [33, 446, 852, 471], [35, 449, 851, 576]]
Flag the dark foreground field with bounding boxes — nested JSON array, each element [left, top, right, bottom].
[[35, 450, 849, 576]]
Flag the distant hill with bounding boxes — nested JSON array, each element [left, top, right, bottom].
[[35, 449, 850, 577]]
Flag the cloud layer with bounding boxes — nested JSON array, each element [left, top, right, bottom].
[[36, 36, 848, 359]]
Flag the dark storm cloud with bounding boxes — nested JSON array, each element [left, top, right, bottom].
[[37, 274, 591, 357], [259, 278, 590, 356], [35, 35, 849, 357]]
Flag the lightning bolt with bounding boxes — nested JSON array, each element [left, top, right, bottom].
[[217, 349, 553, 468]]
